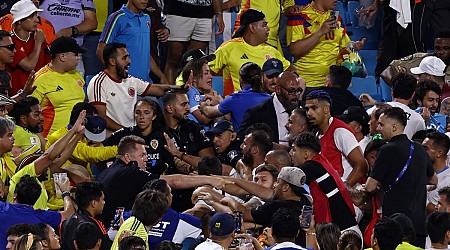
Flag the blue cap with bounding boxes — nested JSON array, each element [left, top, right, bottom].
[[210, 213, 236, 236], [84, 116, 107, 142], [205, 120, 235, 137], [262, 58, 283, 76], [306, 90, 332, 105]]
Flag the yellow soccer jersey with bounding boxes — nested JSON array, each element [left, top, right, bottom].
[[7, 163, 49, 210], [13, 125, 42, 152], [235, 0, 294, 49], [111, 217, 149, 250], [209, 37, 291, 96], [0, 153, 17, 188], [31, 65, 86, 138], [287, 4, 350, 87]]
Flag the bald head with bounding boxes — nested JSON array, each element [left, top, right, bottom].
[[265, 150, 292, 170], [275, 72, 303, 112]]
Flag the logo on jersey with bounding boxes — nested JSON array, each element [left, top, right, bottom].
[[194, 94, 200, 102], [240, 54, 249, 59], [150, 139, 158, 150], [56, 85, 63, 91], [77, 80, 83, 88], [61, 0, 70, 4], [227, 150, 239, 161], [30, 137, 39, 145], [128, 87, 135, 97], [147, 21, 151, 28], [265, 54, 272, 60]]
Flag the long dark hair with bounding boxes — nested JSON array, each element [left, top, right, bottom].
[[239, 62, 263, 92], [134, 99, 168, 132]]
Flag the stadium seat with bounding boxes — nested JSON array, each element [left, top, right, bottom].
[[379, 78, 392, 102], [358, 50, 377, 76], [346, 1, 382, 50], [212, 76, 224, 96], [334, 1, 347, 26], [348, 76, 381, 101], [84, 75, 94, 100]]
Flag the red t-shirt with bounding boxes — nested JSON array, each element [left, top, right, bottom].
[[6, 32, 51, 95]]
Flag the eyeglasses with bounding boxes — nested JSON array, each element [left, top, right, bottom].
[[0, 44, 15, 52], [279, 85, 303, 95]]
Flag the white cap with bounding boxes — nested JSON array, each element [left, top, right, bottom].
[[278, 166, 306, 188], [410, 56, 446, 77], [11, 0, 43, 25]]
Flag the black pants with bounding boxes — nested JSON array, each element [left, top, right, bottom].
[[375, 0, 431, 77]]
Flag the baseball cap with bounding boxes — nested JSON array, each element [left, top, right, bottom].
[[0, 94, 16, 106], [209, 212, 236, 236], [336, 106, 370, 133], [306, 90, 332, 104], [232, 8, 265, 38], [50, 36, 88, 55], [205, 120, 235, 138], [278, 167, 306, 188], [262, 58, 283, 76], [84, 116, 107, 142], [11, 0, 43, 25], [410, 56, 446, 77], [179, 49, 216, 69]]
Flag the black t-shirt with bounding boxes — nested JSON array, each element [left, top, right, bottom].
[[319, 87, 362, 116], [216, 139, 242, 168], [0, 70, 12, 96], [0, 0, 16, 18], [301, 160, 357, 230], [370, 134, 434, 235], [163, 0, 214, 19], [103, 126, 175, 175], [96, 159, 160, 227], [251, 198, 311, 246]]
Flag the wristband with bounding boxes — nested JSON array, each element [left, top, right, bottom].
[[180, 152, 186, 161], [306, 232, 316, 236], [62, 191, 71, 199]]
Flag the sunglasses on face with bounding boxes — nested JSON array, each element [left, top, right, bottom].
[[0, 43, 15, 52]]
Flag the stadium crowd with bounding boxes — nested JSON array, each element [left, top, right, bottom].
[[0, 0, 450, 249]]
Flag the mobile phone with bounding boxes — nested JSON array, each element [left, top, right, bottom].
[[330, 10, 339, 21], [300, 205, 313, 229], [234, 211, 243, 234], [112, 207, 125, 229]]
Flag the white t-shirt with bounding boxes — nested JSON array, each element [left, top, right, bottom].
[[273, 94, 289, 146], [195, 239, 225, 250], [359, 135, 372, 154], [87, 71, 151, 127], [367, 101, 426, 139], [428, 166, 450, 205]]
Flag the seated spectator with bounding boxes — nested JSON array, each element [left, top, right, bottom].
[[6, 224, 37, 250], [423, 132, 450, 213], [262, 59, 283, 95], [200, 62, 271, 130], [287, 0, 364, 88], [0, 175, 75, 248], [425, 212, 450, 250], [111, 190, 169, 250], [336, 106, 372, 152], [60, 181, 111, 250], [118, 236, 146, 250], [145, 179, 202, 250], [438, 187, 450, 213], [284, 108, 309, 146], [290, 133, 358, 233], [389, 213, 421, 250], [305, 90, 367, 186], [88, 43, 180, 131], [30, 37, 86, 137], [102, 99, 174, 175], [74, 222, 102, 250], [381, 32, 450, 87], [363, 73, 425, 140], [9, 96, 45, 157], [0, 0, 56, 46], [239, 71, 305, 145], [6, 0, 51, 96], [320, 66, 362, 116], [371, 217, 402, 250], [209, 9, 294, 96], [34, 223, 60, 250], [13, 234, 43, 250]]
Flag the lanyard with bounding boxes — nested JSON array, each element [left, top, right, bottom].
[[386, 141, 414, 192]]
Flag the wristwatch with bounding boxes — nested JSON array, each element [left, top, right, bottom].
[[71, 26, 79, 37]]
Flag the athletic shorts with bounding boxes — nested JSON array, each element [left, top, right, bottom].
[[166, 14, 213, 42]]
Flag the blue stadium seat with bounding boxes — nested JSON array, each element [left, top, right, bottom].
[[348, 76, 381, 101], [84, 75, 94, 100], [334, 1, 347, 26], [212, 76, 224, 96], [358, 50, 377, 76], [346, 1, 382, 50], [379, 78, 392, 102]]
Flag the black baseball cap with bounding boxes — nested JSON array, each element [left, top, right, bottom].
[[232, 8, 266, 38], [205, 120, 235, 138], [262, 58, 283, 75], [336, 106, 370, 134], [179, 49, 216, 69], [50, 36, 87, 55]]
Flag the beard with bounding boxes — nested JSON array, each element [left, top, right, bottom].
[[28, 124, 43, 134], [115, 64, 128, 79], [242, 151, 254, 166]]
